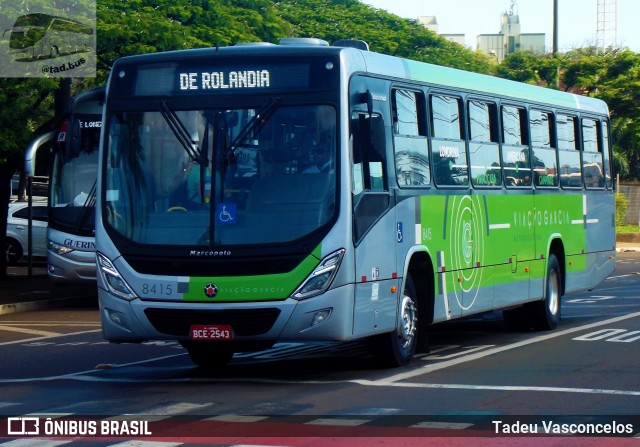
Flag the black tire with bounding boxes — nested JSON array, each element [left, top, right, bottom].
[[503, 254, 562, 331], [531, 254, 562, 330], [180, 341, 234, 369], [5, 238, 23, 265], [374, 275, 418, 367]]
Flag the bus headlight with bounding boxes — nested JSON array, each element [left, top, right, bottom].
[[97, 252, 137, 301], [47, 241, 74, 255], [292, 249, 345, 300]]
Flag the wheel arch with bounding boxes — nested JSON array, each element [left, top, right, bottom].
[[404, 247, 435, 327], [548, 236, 566, 296]]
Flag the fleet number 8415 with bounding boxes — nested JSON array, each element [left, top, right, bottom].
[[141, 283, 174, 296]]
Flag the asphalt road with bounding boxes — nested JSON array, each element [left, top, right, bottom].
[[0, 252, 639, 446]]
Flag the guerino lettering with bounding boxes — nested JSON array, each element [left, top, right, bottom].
[[179, 70, 270, 91]]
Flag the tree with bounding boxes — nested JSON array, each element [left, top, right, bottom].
[[0, 78, 59, 278], [497, 51, 559, 87]]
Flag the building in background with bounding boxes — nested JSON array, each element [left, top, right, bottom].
[[418, 16, 465, 46], [419, 0, 546, 62]]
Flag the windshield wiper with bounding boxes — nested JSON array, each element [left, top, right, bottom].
[[226, 96, 279, 162], [159, 101, 208, 166], [73, 180, 96, 235]]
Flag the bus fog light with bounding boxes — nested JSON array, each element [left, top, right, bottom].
[[107, 309, 125, 327], [312, 309, 331, 326]]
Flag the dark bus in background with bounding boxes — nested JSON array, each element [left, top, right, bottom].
[[47, 87, 103, 283]]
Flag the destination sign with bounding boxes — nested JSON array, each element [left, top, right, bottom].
[[179, 70, 270, 91], [121, 60, 334, 96]]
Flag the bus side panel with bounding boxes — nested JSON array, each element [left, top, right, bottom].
[[353, 210, 400, 337], [564, 192, 616, 295]]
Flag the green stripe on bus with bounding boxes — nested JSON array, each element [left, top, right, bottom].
[[183, 245, 322, 302]]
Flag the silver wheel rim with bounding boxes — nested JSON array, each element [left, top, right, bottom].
[[547, 269, 559, 316], [399, 295, 417, 349]]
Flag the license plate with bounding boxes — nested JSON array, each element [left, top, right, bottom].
[[190, 325, 233, 341]]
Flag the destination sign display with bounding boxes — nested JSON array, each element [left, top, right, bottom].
[[178, 69, 271, 91], [111, 58, 338, 97]]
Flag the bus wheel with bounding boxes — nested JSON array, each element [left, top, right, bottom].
[[532, 254, 561, 330], [180, 341, 234, 369], [503, 254, 561, 331], [374, 275, 418, 367], [5, 238, 22, 265]]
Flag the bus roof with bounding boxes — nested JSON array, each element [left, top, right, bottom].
[[111, 39, 609, 117]]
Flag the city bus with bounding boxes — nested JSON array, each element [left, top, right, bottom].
[[47, 87, 104, 283], [96, 38, 615, 368], [3, 13, 93, 60]]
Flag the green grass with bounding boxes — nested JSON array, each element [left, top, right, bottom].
[[617, 225, 640, 233]]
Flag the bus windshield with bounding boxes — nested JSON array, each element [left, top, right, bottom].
[[105, 103, 336, 246], [50, 114, 100, 235]]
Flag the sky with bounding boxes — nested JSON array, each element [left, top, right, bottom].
[[361, 0, 639, 53]]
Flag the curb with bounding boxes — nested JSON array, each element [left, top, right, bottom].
[[0, 295, 97, 316]]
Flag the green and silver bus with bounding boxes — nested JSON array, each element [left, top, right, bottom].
[[96, 38, 615, 368]]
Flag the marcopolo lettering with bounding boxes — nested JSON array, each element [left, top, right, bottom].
[[179, 70, 270, 91]]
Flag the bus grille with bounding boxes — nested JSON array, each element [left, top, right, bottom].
[[144, 308, 281, 337]]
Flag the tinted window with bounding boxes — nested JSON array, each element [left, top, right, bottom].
[[431, 94, 467, 186], [502, 105, 527, 146], [431, 94, 462, 140], [558, 114, 582, 188], [582, 118, 604, 188], [393, 89, 430, 187], [502, 106, 530, 187], [468, 100, 501, 187]]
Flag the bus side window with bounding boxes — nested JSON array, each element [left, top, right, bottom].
[[582, 118, 605, 189], [351, 112, 387, 193], [602, 120, 612, 189], [468, 100, 501, 187], [501, 105, 531, 187], [393, 89, 430, 187], [530, 109, 558, 188], [557, 114, 582, 188], [351, 111, 390, 243], [430, 94, 467, 187]]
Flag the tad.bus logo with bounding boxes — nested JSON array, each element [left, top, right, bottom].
[[203, 283, 218, 298]]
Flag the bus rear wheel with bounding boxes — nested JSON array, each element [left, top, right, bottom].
[[532, 253, 561, 330], [374, 275, 418, 367], [503, 254, 562, 331], [180, 341, 234, 369]]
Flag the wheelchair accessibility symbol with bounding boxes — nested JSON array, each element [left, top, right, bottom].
[[216, 203, 237, 224]]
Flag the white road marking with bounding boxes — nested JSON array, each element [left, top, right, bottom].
[[0, 441, 72, 447], [352, 380, 640, 396], [207, 415, 268, 423], [424, 345, 495, 360], [305, 418, 369, 426], [0, 325, 60, 337], [380, 310, 640, 383], [411, 421, 474, 429], [1, 311, 639, 399], [0, 330, 102, 346]]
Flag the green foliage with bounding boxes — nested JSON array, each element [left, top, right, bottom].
[[497, 52, 559, 87], [3, 0, 640, 184], [616, 192, 629, 226], [0, 78, 58, 162]]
